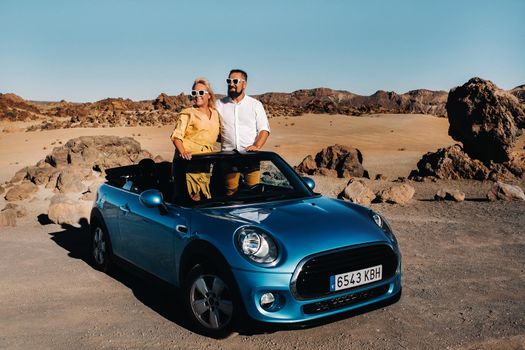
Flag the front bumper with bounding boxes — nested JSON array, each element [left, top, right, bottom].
[[232, 267, 402, 323]]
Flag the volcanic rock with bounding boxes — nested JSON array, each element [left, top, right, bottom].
[[4, 181, 38, 201], [153, 93, 190, 111], [339, 178, 375, 206], [376, 184, 415, 205], [46, 136, 152, 172], [3, 203, 28, 218], [446, 77, 525, 163], [434, 189, 465, 202], [47, 195, 92, 225], [0, 209, 17, 227], [256, 88, 448, 117], [411, 145, 490, 180], [296, 144, 368, 178], [487, 182, 525, 201], [509, 84, 525, 104], [56, 167, 90, 193]]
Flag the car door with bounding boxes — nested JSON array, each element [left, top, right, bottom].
[[117, 191, 189, 283]]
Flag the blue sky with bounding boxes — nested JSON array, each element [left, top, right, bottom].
[[1, 0, 524, 102]]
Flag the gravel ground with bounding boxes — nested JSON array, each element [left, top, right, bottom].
[[1, 179, 524, 349]]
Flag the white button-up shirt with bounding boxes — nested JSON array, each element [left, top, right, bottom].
[[216, 95, 270, 151]]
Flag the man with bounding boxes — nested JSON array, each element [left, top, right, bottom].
[[216, 69, 270, 195]]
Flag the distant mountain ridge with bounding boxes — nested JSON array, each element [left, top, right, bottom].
[[254, 87, 449, 117], [1, 83, 524, 130]]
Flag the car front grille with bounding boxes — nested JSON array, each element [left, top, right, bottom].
[[292, 244, 397, 300], [302, 284, 390, 314]]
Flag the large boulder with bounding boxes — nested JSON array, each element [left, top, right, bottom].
[[446, 77, 525, 163], [376, 184, 415, 205], [339, 178, 375, 206], [4, 181, 38, 201], [26, 162, 60, 186], [47, 195, 92, 225], [45, 135, 153, 171], [296, 144, 368, 178], [56, 167, 91, 193], [487, 182, 525, 201]]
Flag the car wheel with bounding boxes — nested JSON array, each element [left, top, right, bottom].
[[91, 221, 112, 272], [183, 263, 240, 337]]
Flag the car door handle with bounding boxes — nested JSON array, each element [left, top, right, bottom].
[[119, 204, 130, 214], [176, 225, 188, 234]]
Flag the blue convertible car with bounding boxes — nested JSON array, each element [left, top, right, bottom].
[[90, 151, 401, 336]]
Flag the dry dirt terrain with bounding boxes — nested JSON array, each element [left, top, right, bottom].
[[1, 114, 524, 349]]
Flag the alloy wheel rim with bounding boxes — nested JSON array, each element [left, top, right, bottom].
[[93, 227, 106, 265], [189, 274, 233, 330]]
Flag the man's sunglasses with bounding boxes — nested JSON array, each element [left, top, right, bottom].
[[190, 90, 209, 97], [226, 78, 245, 85]]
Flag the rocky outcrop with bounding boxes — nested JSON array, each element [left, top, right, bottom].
[[509, 85, 525, 104], [376, 184, 415, 205], [153, 93, 190, 111], [410, 145, 490, 180], [296, 144, 368, 178], [487, 182, 525, 201], [446, 77, 525, 163], [256, 88, 448, 117], [0, 93, 42, 122], [411, 78, 525, 181], [9, 136, 152, 194], [338, 178, 375, 206]]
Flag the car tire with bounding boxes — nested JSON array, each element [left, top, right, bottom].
[[183, 262, 241, 338], [90, 220, 113, 272]]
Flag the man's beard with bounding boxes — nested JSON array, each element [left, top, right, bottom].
[[228, 88, 243, 99]]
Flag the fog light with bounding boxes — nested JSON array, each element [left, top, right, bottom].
[[260, 292, 276, 310]]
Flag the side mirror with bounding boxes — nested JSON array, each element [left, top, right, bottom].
[[302, 177, 315, 190], [139, 189, 164, 208]]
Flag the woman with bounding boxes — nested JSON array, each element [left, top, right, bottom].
[[170, 78, 220, 201]]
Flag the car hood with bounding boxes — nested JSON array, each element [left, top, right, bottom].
[[198, 196, 392, 272]]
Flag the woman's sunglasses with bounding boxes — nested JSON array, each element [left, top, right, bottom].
[[190, 90, 209, 97], [226, 78, 245, 85]]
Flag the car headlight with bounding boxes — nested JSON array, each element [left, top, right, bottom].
[[369, 210, 397, 243], [235, 227, 278, 265]]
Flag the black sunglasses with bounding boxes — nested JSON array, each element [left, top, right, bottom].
[[226, 78, 245, 85]]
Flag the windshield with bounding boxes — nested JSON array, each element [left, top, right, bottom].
[[174, 153, 315, 207]]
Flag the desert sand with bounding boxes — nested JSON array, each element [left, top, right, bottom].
[[1, 113, 524, 349], [0, 113, 453, 184]]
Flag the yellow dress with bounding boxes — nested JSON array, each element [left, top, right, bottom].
[[170, 107, 220, 199]]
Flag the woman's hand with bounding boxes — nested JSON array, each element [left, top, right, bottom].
[[174, 138, 192, 159], [180, 151, 192, 160]]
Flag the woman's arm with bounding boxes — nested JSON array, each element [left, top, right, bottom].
[[173, 138, 192, 160]]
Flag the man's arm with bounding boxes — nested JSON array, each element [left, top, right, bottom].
[[246, 101, 270, 151], [246, 130, 269, 151]]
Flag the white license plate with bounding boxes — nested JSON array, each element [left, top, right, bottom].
[[330, 265, 382, 292]]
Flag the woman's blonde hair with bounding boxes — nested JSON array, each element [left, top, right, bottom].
[[192, 77, 216, 109]]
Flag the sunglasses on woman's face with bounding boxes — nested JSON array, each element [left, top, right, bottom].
[[226, 78, 245, 85], [190, 90, 209, 97]]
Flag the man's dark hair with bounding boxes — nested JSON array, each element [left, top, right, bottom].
[[229, 69, 248, 81]]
